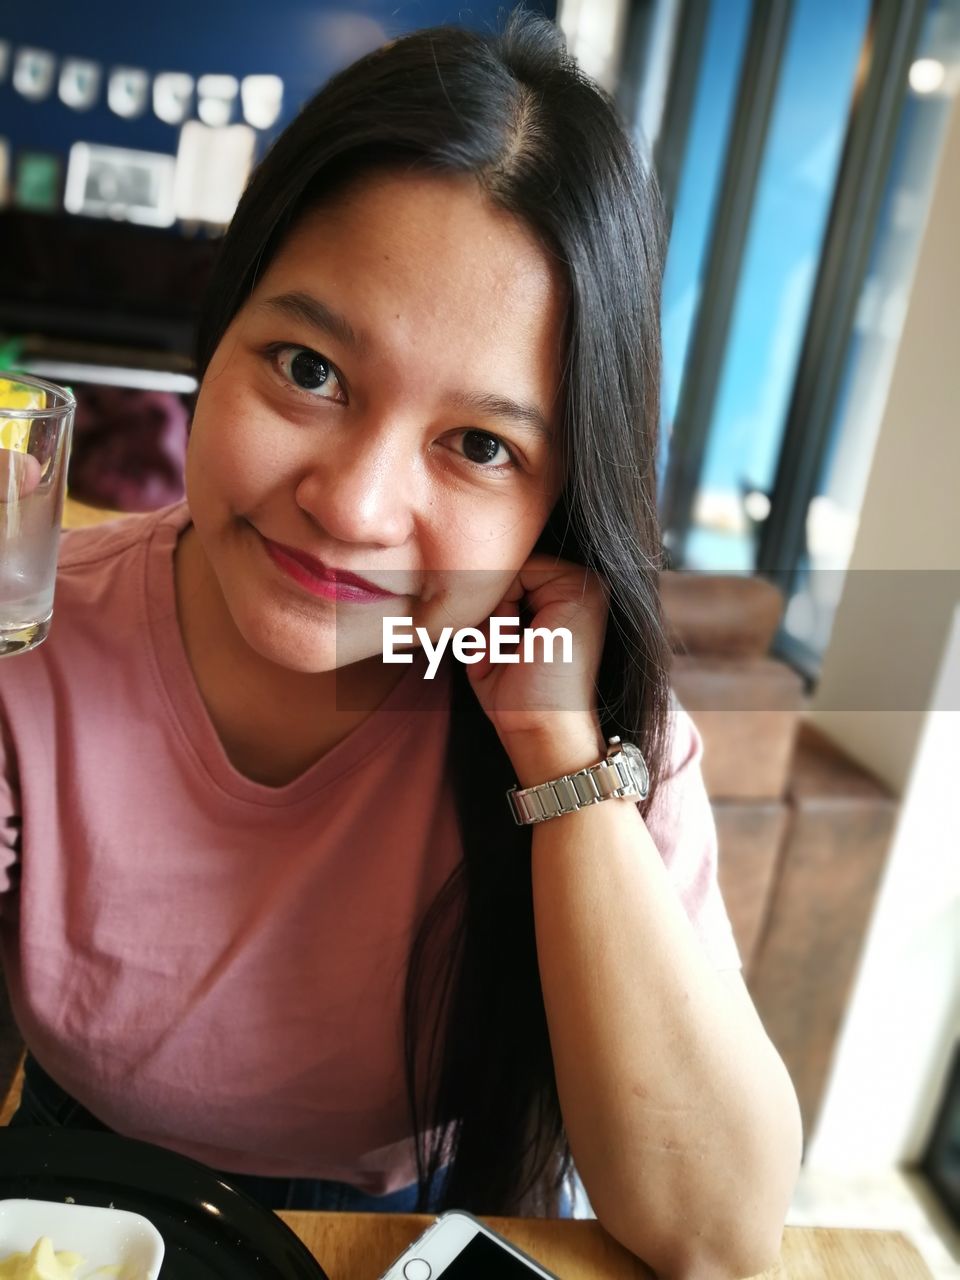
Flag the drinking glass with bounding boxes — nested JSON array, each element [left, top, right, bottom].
[[0, 371, 76, 656]]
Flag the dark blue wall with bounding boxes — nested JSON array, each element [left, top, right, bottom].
[[1, 1, 555, 160]]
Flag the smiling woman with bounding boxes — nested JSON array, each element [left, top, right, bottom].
[[0, 10, 801, 1278]]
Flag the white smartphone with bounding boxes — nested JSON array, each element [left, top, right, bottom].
[[377, 1209, 561, 1279]]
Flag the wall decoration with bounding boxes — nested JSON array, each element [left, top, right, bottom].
[[174, 119, 255, 225], [240, 74, 284, 130], [196, 74, 239, 128], [64, 140, 176, 226], [0, 139, 10, 207], [58, 57, 102, 111], [107, 66, 150, 119], [153, 71, 194, 125], [12, 47, 56, 101], [13, 150, 61, 210]]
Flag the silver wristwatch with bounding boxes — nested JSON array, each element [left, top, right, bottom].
[[506, 735, 650, 826]]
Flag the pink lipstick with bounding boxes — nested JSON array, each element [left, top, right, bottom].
[[260, 535, 398, 603]]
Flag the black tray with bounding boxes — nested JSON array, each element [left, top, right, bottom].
[[0, 1128, 330, 1279]]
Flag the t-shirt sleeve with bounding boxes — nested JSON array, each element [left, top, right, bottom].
[[642, 691, 742, 970], [0, 709, 22, 906]]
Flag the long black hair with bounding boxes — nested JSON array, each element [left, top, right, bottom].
[[194, 8, 675, 1217]]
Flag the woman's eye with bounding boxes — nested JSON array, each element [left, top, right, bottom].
[[271, 345, 344, 400], [455, 429, 517, 471]]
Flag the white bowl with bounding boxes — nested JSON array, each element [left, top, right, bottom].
[[0, 1199, 164, 1279]]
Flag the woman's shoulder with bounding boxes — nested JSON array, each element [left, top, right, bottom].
[[57, 500, 188, 577], [0, 502, 189, 699]]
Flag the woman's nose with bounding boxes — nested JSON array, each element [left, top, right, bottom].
[[294, 423, 416, 548]]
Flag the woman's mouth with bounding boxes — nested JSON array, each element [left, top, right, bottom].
[[259, 533, 400, 603]]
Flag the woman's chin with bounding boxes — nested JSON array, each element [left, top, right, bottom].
[[233, 609, 383, 675]]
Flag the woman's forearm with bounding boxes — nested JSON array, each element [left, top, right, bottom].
[[505, 723, 803, 1280]]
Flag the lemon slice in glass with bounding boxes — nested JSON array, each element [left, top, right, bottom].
[[0, 378, 46, 453]]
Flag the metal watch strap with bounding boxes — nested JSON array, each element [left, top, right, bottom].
[[506, 736, 649, 826]]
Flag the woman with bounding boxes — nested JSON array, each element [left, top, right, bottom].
[[0, 11, 802, 1276]]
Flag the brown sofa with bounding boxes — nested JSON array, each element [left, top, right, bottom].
[[662, 571, 898, 1145]]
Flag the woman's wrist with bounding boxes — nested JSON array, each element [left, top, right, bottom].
[[499, 714, 606, 790]]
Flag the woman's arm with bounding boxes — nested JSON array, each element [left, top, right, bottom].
[[505, 719, 803, 1280]]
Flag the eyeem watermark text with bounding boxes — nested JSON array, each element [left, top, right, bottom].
[[383, 616, 573, 680]]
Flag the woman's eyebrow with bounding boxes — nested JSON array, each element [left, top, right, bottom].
[[447, 390, 554, 443], [257, 290, 368, 354]]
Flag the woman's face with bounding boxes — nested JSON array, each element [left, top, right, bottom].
[[185, 168, 567, 675]]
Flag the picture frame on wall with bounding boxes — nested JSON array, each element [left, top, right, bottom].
[[64, 141, 176, 227]]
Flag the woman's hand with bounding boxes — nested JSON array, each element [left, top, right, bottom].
[[0, 448, 42, 500], [465, 553, 609, 751]]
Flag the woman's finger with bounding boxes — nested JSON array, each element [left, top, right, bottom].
[[0, 450, 43, 501]]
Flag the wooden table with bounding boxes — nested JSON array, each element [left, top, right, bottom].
[[278, 1211, 936, 1279]]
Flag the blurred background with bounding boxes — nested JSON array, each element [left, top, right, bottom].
[[0, 0, 958, 1271]]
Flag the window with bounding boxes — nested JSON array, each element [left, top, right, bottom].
[[623, 0, 944, 679]]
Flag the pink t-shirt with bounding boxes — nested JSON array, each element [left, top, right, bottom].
[[0, 501, 740, 1190]]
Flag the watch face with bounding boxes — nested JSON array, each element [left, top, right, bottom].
[[620, 742, 650, 799]]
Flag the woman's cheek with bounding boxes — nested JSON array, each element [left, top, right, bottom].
[[440, 505, 536, 562], [210, 407, 293, 501]]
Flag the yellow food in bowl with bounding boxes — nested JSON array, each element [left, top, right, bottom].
[[0, 379, 46, 454], [0, 1236, 84, 1279]]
